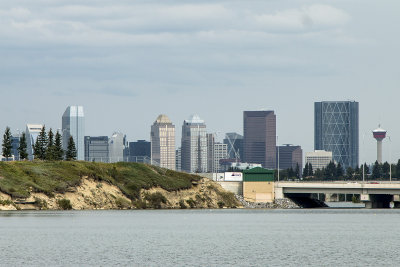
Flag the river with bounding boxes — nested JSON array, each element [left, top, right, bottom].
[[0, 209, 399, 266]]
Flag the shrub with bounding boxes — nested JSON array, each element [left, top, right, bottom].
[[57, 198, 72, 210], [145, 192, 167, 209], [34, 197, 48, 209], [217, 201, 225, 208], [186, 198, 196, 208], [179, 200, 187, 209], [115, 197, 131, 209], [133, 199, 147, 209]]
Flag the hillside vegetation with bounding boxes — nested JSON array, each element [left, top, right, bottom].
[[0, 161, 239, 210]]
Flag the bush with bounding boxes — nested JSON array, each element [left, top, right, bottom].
[[57, 198, 72, 210], [217, 201, 225, 208], [115, 197, 131, 209], [145, 192, 167, 209], [186, 198, 196, 208], [179, 200, 187, 209], [133, 199, 147, 209], [34, 197, 48, 209]]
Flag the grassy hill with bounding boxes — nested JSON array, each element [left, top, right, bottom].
[[0, 161, 239, 209]]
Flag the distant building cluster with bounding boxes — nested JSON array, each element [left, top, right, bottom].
[[2, 100, 363, 177]]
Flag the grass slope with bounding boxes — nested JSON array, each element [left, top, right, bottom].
[[0, 161, 201, 200]]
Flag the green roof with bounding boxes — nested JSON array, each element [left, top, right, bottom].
[[243, 167, 275, 182]]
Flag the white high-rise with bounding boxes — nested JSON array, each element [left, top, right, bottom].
[[181, 114, 207, 173], [109, 132, 126, 163], [26, 124, 43, 160], [151, 115, 175, 170], [62, 106, 85, 160]]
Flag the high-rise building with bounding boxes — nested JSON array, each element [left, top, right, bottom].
[[181, 114, 208, 173], [84, 136, 109, 162], [243, 111, 276, 169], [151, 114, 176, 170], [26, 124, 43, 160], [128, 140, 151, 163], [109, 132, 127, 163], [207, 133, 228, 173], [62, 106, 85, 160], [305, 150, 333, 170], [11, 134, 21, 161], [314, 101, 359, 169], [175, 147, 182, 171], [277, 145, 303, 171], [224, 132, 243, 161]]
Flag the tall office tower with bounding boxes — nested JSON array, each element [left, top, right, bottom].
[[84, 136, 109, 162], [223, 132, 243, 161], [181, 114, 208, 173], [62, 106, 85, 160], [109, 132, 126, 163], [26, 124, 43, 160], [11, 134, 22, 161], [305, 150, 333, 170], [276, 145, 303, 170], [151, 114, 176, 170], [315, 101, 359, 169], [243, 111, 276, 169], [128, 140, 151, 163], [206, 133, 228, 172], [175, 147, 182, 171]]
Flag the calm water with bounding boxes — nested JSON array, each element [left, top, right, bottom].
[[1, 209, 399, 266]]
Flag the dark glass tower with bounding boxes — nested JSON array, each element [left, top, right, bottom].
[[314, 101, 359, 169], [243, 111, 276, 169]]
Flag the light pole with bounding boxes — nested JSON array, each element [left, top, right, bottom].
[[388, 136, 392, 182]]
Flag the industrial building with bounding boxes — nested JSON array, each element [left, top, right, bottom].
[[242, 167, 275, 203]]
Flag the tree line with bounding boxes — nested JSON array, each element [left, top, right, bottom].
[[1, 126, 77, 161]]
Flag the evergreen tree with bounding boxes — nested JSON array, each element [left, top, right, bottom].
[[295, 163, 300, 178], [346, 167, 354, 180], [18, 132, 28, 160], [382, 161, 390, 179], [54, 131, 64, 160], [309, 163, 313, 176], [33, 126, 48, 160], [336, 162, 344, 178], [372, 161, 382, 179], [396, 160, 400, 178], [325, 161, 337, 179], [2, 127, 12, 161], [288, 167, 295, 178], [46, 128, 56, 160], [66, 136, 77, 161], [303, 163, 309, 178]]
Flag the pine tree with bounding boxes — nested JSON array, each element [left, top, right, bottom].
[[46, 128, 56, 160], [295, 163, 300, 178], [372, 161, 382, 179], [33, 126, 48, 160], [2, 127, 12, 161], [309, 163, 313, 176], [336, 162, 344, 178], [396, 160, 400, 178], [54, 131, 64, 160], [66, 136, 77, 161], [382, 161, 390, 179], [303, 163, 309, 178], [346, 167, 354, 180], [18, 132, 28, 160]]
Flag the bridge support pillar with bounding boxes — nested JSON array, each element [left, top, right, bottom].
[[274, 186, 284, 199], [361, 194, 393, 208]]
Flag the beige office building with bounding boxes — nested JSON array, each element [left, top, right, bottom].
[[305, 150, 333, 170], [151, 114, 176, 170]]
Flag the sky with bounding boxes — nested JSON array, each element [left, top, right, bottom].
[[0, 0, 399, 164]]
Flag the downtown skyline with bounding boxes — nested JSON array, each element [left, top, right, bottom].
[[0, 1, 399, 164]]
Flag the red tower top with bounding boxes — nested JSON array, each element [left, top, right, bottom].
[[373, 126, 387, 140]]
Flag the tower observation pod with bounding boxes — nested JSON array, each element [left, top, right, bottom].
[[373, 126, 387, 164]]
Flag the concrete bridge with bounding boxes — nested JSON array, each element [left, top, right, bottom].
[[275, 181, 400, 208]]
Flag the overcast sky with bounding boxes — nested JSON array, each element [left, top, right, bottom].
[[0, 0, 399, 164]]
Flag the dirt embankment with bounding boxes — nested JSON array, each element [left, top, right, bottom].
[[0, 177, 241, 210]]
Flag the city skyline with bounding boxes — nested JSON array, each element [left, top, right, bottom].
[[1, 1, 399, 164]]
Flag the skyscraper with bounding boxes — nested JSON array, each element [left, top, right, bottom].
[[314, 101, 359, 169], [84, 136, 109, 162], [181, 114, 207, 173], [127, 140, 151, 163], [243, 111, 276, 169], [207, 133, 228, 173], [62, 106, 85, 160], [224, 132, 243, 161], [151, 114, 176, 170], [26, 124, 43, 160], [276, 145, 303, 170], [109, 132, 127, 163]]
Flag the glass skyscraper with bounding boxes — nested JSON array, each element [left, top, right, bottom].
[[62, 106, 85, 160], [314, 101, 359, 169], [181, 114, 208, 173], [151, 114, 176, 170]]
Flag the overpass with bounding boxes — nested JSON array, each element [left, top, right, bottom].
[[275, 181, 400, 208]]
